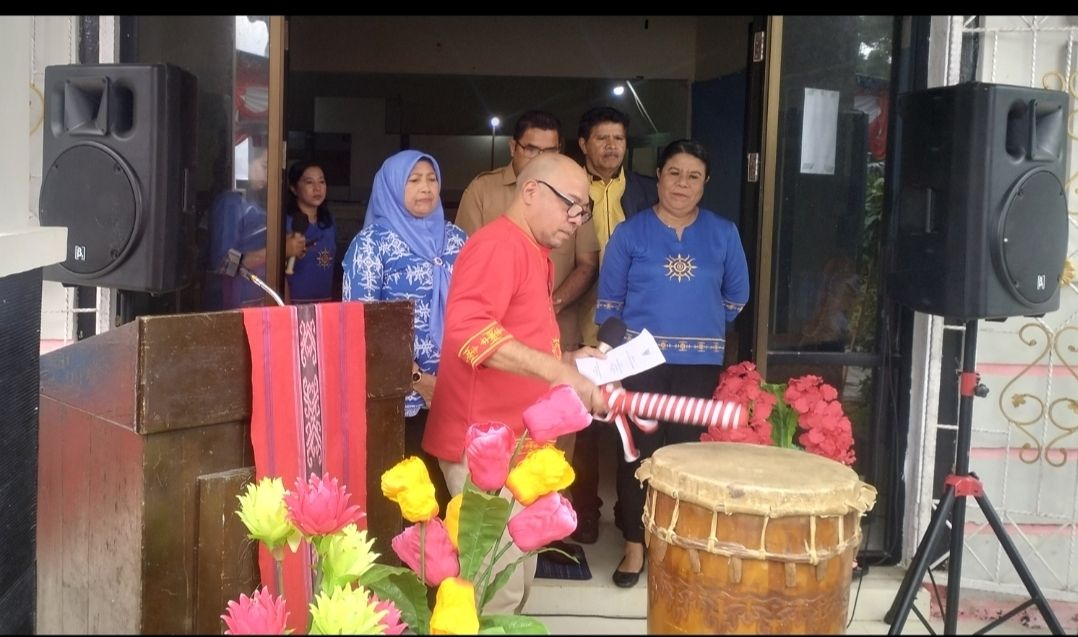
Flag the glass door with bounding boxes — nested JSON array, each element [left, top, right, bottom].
[[120, 15, 286, 309], [751, 16, 898, 557]]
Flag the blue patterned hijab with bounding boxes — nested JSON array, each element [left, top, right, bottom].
[[363, 150, 450, 349]]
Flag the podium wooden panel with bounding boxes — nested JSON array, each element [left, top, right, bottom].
[[37, 301, 412, 634]]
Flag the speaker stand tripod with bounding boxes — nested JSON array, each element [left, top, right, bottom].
[[885, 319, 1064, 635]]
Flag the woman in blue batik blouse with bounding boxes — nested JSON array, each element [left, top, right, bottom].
[[342, 149, 466, 509], [596, 139, 750, 588], [284, 159, 337, 303]]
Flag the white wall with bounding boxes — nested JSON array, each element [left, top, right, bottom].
[[0, 17, 35, 230], [0, 16, 78, 340]]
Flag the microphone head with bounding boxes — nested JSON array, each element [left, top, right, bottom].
[[597, 317, 628, 351], [292, 213, 311, 234], [224, 249, 242, 277]]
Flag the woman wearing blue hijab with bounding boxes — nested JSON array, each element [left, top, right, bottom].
[[342, 149, 466, 508]]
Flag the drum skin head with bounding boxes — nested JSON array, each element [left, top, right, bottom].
[[637, 442, 877, 517]]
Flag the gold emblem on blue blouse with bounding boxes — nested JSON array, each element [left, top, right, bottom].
[[316, 247, 333, 269], [665, 253, 696, 282]]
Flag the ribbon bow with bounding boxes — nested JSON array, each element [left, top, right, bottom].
[[595, 383, 747, 462], [594, 384, 658, 462]]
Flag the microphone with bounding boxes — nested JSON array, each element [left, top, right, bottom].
[[225, 248, 284, 307], [596, 317, 628, 353], [285, 214, 310, 276]]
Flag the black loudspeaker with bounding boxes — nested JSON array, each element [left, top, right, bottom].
[[889, 82, 1069, 320], [39, 64, 198, 293]]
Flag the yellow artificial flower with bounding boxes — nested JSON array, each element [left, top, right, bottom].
[[236, 476, 301, 557], [505, 446, 575, 505], [381, 457, 439, 522], [398, 483, 439, 523], [444, 494, 463, 550], [381, 457, 433, 498], [430, 577, 479, 635], [308, 584, 386, 635], [317, 524, 379, 592]]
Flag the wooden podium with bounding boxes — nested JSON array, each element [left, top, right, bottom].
[[37, 301, 412, 634]]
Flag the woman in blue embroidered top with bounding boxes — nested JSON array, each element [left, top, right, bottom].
[[285, 160, 337, 303], [596, 139, 750, 588], [342, 149, 466, 509]]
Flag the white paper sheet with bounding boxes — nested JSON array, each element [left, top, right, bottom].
[[800, 87, 839, 175], [575, 329, 666, 385]]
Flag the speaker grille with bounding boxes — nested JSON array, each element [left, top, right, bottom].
[[40, 142, 139, 276], [996, 169, 1067, 306]]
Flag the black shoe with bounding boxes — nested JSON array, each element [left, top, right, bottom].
[[612, 555, 645, 588], [571, 515, 599, 544], [541, 540, 581, 565]]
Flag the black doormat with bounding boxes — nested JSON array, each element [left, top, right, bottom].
[[535, 542, 592, 580]]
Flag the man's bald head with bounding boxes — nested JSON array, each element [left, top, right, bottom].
[[506, 153, 590, 249], [516, 153, 581, 189]]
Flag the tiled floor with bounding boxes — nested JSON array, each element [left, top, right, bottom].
[[523, 429, 1054, 634], [525, 523, 1054, 635]]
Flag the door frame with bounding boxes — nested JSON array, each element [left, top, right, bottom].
[[264, 16, 287, 294]]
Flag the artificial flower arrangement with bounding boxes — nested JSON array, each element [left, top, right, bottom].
[[221, 384, 591, 635], [701, 361, 856, 466]]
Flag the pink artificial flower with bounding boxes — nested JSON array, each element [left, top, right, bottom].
[[283, 472, 365, 537], [705, 361, 776, 445], [799, 412, 856, 465], [371, 593, 408, 635], [464, 422, 516, 491], [521, 384, 592, 444], [701, 415, 772, 445], [391, 517, 460, 586], [220, 586, 289, 635], [507, 492, 577, 552], [785, 375, 856, 466]]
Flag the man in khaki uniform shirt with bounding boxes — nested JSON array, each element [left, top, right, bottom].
[[456, 110, 600, 353]]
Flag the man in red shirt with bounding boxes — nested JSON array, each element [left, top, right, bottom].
[[424, 153, 607, 614]]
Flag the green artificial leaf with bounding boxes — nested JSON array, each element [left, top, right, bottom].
[[358, 563, 412, 585], [479, 614, 550, 634], [764, 382, 798, 449], [480, 558, 520, 610], [457, 488, 511, 581], [359, 564, 431, 635]]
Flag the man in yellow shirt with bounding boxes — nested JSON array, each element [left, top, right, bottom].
[[571, 106, 657, 544]]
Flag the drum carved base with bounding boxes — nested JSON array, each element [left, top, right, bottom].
[[648, 554, 852, 634]]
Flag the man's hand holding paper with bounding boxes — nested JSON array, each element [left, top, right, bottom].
[[574, 329, 666, 385]]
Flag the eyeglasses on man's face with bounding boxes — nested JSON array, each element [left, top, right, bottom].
[[515, 141, 561, 159], [536, 180, 593, 224]]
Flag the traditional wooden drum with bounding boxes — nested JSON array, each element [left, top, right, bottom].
[[637, 442, 877, 634]]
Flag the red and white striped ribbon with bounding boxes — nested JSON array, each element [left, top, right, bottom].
[[596, 384, 746, 462], [620, 389, 746, 431]]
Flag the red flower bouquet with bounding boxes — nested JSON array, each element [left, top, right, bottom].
[[701, 361, 856, 466]]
